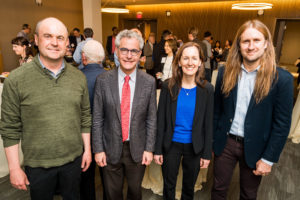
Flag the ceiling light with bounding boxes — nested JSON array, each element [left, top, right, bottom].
[[232, 3, 273, 10], [101, 8, 129, 13]]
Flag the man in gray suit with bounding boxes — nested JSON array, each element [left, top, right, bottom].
[[92, 29, 157, 200]]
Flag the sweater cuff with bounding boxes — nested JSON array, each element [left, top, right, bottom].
[[81, 127, 91, 134], [2, 138, 20, 148]]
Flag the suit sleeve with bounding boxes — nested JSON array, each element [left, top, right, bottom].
[[155, 82, 168, 155], [262, 72, 294, 163], [92, 76, 105, 153], [144, 78, 157, 152], [202, 84, 214, 159]]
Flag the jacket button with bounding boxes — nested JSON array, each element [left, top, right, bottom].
[[230, 119, 232, 123]]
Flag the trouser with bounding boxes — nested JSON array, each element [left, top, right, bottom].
[[80, 156, 107, 200], [162, 142, 201, 200], [102, 142, 146, 200], [25, 156, 82, 200], [211, 137, 262, 200]]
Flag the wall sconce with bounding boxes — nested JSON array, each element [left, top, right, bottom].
[[257, 9, 264, 16], [166, 10, 171, 17], [35, 0, 42, 6]]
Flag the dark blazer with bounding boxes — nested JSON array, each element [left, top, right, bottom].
[[155, 81, 214, 159], [92, 68, 157, 164], [143, 42, 154, 70], [69, 35, 84, 50], [213, 67, 294, 168], [106, 35, 113, 56]]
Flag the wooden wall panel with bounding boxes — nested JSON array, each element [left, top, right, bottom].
[[119, 0, 300, 48]]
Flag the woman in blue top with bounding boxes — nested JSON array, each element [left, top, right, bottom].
[[154, 42, 214, 200]]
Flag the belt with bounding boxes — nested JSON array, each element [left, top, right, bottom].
[[228, 133, 244, 143]]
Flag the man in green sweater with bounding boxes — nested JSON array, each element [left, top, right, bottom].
[[0, 17, 91, 200]]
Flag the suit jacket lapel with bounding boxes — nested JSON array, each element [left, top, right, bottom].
[[131, 70, 144, 120], [111, 68, 121, 122], [192, 86, 207, 128], [171, 85, 179, 128], [232, 84, 238, 111]]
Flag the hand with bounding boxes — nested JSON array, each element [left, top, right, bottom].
[[200, 158, 210, 169], [142, 151, 153, 166], [253, 159, 272, 176], [95, 152, 107, 167], [140, 56, 146, 63], [81, 149, 92, 172], [156, 72, 163, 79], [9, 168, 30, 191], [154, 155, 163, 165]]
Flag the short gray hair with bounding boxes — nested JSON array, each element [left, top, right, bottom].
[[82, 40, 105, 63], [115, 29, 144, 50]]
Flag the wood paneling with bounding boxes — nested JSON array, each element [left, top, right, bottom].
[[119, 0, 300, 48]]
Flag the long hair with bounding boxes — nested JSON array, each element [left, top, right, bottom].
[[165, 39, 178, 55], [222, 20, 277, 103], [168, 42, 206, 99]]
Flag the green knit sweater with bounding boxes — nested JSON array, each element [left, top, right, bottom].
[[0, 56, 91, 168]]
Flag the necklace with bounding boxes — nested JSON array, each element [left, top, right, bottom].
[[183, 88, 192, 96]]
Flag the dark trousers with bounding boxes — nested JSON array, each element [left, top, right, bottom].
[[205, 68, 211, 82], [162, 142, 201, 200], [102, 142, 146, 200], [25, 156, 82, 200], [81, 156, 107, 200], [211, 138, 262, 200]]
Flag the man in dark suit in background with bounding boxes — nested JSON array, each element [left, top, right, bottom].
[[211, 20, 294, 200], [106, 26, 118, 61], [188, 27, 207, 62], [92, 29, 157, 200], [69, 27, 85, 54]]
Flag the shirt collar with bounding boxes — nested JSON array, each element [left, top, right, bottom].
[[118, 67, 137, 83], [38, 54, 65, 78], [241, 63, 261, 73]]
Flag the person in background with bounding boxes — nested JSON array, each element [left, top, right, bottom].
[[93, 29, 157, 200], [202, 31, 213, 82], [144, 32, 156, 76], [106, 26, 118, 61], [73, 28, 94, 69], [80, 40, 106, 200], [17, 24, 31, 42], [221, 39, 232, 62], [212, 40, 222, 69], [69, 27, 85, 54], [187, 27, 207, 62], [1, 17, 91, 200], [153, 30, 172, 79], [11, 36, 33, 66], [211, 20, 293, 200], [154, 42, 213, 200], [156, 39, 177, 88]]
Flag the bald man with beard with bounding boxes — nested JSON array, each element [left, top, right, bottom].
[[0, 17, 92, 200]]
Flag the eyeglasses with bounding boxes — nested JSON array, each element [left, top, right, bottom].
[[119, 48, 141, 56]]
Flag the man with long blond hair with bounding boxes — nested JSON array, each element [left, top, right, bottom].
[[211, 20, 293, 199]]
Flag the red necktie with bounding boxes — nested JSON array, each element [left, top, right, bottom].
[[121, 75, 130, 142]]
